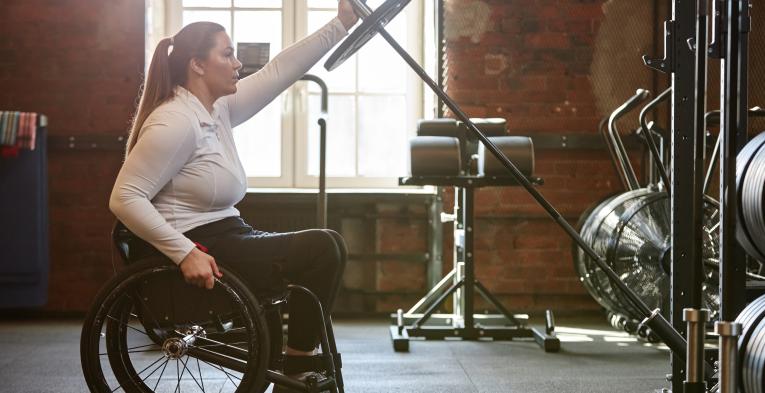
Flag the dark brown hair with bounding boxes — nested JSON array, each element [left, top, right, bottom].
[[126, 22, 226, 155]]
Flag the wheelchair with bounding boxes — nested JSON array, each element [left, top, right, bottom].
[[80, 222, 344, 393]]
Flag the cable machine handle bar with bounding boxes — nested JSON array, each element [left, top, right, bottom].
[[609, 89, 651, 191], [600, 116, 631, 190]]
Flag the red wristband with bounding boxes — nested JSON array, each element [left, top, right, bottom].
[[194, 242, 208, 253]]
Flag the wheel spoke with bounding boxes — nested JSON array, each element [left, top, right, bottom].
[[194, 341, 247, 349], [125, 348, 163, 354], [135, 354, 168, 377], [127, 342, 161, 351], [196, 358, 206, 392], [200, 359, 241, 386], [105, 314, 150, 337], [174, 359, 181, 393], [153, 359, 171, 391], [100, 343, 160, 356], [179, 355, 205, 391], [142, 356, 171, 382]]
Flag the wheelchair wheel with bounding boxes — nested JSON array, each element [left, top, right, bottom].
[[81, 259, 270, 392]]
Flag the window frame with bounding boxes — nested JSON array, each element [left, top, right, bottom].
[[155, 0, 428, 189]]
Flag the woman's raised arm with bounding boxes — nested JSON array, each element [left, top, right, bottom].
[[225, 17, 348, 128]]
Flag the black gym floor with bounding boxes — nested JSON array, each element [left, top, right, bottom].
[[0, 315, 669, 393]]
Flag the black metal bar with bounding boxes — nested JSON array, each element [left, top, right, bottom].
[[718, 0, 749, 323], [691, 0, 709, 309], [427, 194, 444, 289], [474, 279, 521, 326], [323, 314, 344, 393], [406, 269, 455, 314], [187, 346, 247, 373], [462, 187, 475, 336], [437, 0, 445, 118], [286, 284, 341, 392], [299, 74, 329, 229], [266, 370, 311, 391], [299, 74, 328, 112], [317, 120, 327, 228], [411, 279, 464, 329], [668, 0, 705, 388], [639, 87, 673, 191]]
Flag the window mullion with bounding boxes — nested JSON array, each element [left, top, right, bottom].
[[285, 0, 298, 188], [355, 50, 360, 179], [293, 0, 307, 188]]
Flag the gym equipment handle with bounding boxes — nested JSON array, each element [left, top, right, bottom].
[[639, 87, 672, 193], [299, 74, 329, 229], [608, 89, 651, 191]]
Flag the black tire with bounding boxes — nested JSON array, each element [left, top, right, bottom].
[[81, 259, 270, 393]]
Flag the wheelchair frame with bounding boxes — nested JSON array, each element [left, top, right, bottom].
[[79, 222, 344, 393]]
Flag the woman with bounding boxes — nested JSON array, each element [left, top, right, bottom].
[[108, 0, 359, 385]]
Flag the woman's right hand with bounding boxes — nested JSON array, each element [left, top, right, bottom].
[[179, 247, 223, 289], [337, 0, 360, 31]]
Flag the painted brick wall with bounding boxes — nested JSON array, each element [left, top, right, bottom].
[[0, 0, 144, 311]]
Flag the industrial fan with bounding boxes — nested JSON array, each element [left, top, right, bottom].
[[576, 191, 720, 322]]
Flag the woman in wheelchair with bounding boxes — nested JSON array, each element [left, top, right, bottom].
[[80, 3, 358, 392]]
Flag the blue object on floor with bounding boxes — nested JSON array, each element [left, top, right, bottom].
[[0, 125, 49, 308]]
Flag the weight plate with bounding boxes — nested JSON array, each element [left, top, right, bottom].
[[325, 0, 411, 71], [745, 147, 765, 256], [736, 132, 765, 262], [744, 316, 765, 393], [735, 295, 765, 392]]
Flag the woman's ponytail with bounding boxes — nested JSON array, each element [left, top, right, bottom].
[[125, 37, 175, 156]]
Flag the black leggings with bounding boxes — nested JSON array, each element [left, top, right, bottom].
[[183, 216, 347, 352]]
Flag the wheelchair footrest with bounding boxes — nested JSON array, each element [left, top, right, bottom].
[[267, 370, 336, 393], [276, 353, 342, 373]]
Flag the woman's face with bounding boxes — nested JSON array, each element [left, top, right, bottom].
[[199, 31, 242, 98]]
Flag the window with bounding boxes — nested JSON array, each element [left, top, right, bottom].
[[148, 0, 435, 189]]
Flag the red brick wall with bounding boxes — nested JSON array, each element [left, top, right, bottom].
[[0, 0, 144, 311]]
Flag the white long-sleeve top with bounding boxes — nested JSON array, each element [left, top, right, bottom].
[[109, 17, 348, 264]]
